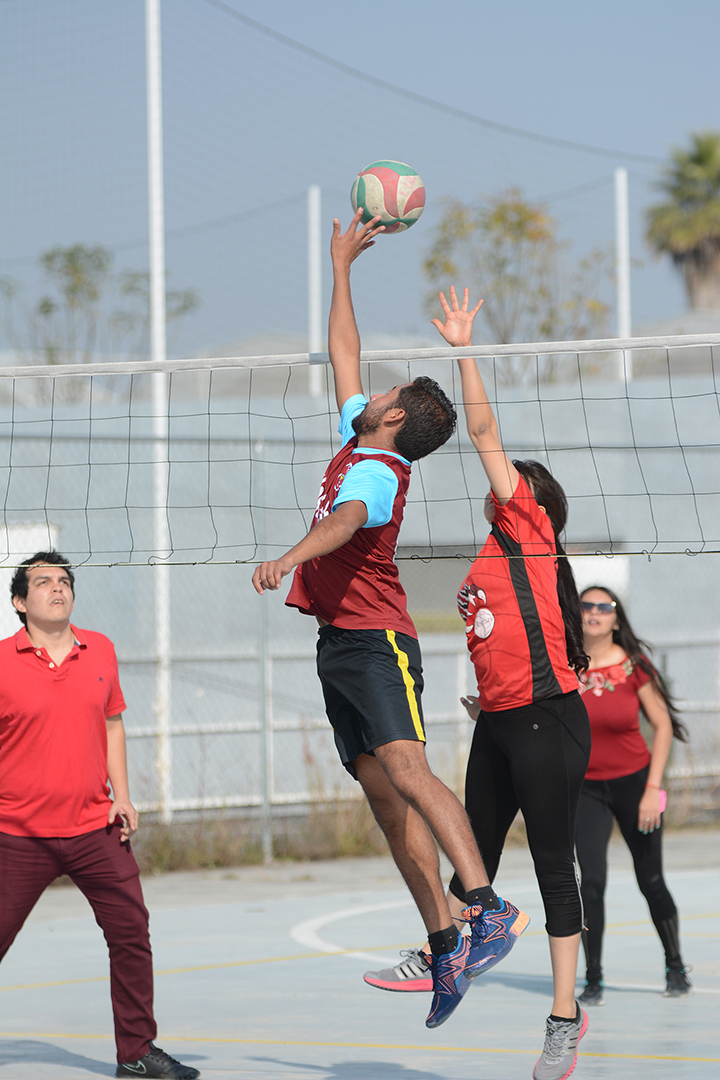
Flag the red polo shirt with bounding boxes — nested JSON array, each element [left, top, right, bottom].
[[0, 625, 126, 837]]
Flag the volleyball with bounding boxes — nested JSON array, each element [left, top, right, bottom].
[[351, 160, 426, 233]]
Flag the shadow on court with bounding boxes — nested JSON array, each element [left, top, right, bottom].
[[248, 1058, 443, 1079], [0, 1041, 110, 1076]]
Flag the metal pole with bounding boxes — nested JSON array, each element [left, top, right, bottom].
[[255, 441, 273, 862], [146, 0, 172, 823], [614, 167, 633, 381], [307, 185, 323, 398]]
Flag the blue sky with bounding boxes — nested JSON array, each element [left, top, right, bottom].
[[1, 0, 718, 356]]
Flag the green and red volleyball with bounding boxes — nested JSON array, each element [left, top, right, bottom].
[[351, 160, 426, 233]]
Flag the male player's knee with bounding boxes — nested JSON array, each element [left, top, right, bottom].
[[393, 378, 457, 461], [376, 745, 434, 803]]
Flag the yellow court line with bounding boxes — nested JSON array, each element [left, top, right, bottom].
[[0, 1033, 718, 1064], [0, 950, 331, 991], [606, 912, 720, 930]]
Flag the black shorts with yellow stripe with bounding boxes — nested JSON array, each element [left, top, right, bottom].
[[316, 626, 426, 778]]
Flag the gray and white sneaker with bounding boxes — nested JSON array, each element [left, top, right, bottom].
[[363, 948, 432, 992], [533, 1005, 588, 1080]]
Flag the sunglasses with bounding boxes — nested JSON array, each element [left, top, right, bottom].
[[581, 601, 616, 614]]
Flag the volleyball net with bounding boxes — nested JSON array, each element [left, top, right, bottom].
[[1, 333, 718, 569], [2, 334, 717, 823]]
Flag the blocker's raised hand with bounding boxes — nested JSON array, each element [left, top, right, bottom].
[[431, 286, 483, 348], [330, 209, 385, 271]]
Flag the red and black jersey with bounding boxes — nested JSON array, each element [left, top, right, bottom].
[[458, 476, 577, 712], [285, 437, 417, 637]]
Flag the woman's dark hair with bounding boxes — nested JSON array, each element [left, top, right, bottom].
[[11, 550, 75, 627], [393, 377, 457, 461], [580, 585, 688, 742], [513, 459, 589, 676]]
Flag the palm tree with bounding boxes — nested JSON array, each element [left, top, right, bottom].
[[646, 132, 720, 310]]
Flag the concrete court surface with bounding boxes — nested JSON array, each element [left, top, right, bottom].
[[0, 828, 718, 1080]]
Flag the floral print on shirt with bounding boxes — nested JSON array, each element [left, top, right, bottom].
[[579, 656, 634, 697]]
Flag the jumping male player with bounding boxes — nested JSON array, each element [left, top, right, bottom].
[[0, 552, 199, 1080], [252, 210, 528, 1028]]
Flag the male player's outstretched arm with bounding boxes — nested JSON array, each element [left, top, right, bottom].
[[432, 285, 519, 506], [328, 209, 384, 412], [252, 499, 368, 594]]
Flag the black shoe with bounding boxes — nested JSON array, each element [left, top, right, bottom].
[[578, 979, 605, 1006], [664, 966, 692, 997], [116, 1042, 200, 1078]]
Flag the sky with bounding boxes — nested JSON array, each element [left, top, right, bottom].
[[233, 0, 718, 160], [1, 0, 719, 357]]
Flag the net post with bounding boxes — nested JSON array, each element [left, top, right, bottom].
[[146, 0, 173, 823], [307, 184, 323, 399]]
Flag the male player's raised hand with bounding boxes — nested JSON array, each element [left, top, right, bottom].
[[431, 286, 483, 348], [330, 209, 385, 272]]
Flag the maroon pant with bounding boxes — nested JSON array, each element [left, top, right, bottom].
[[0, 825, 156, 1063]]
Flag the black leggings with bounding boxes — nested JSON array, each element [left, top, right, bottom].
[[575, 767, 681, 982], [449, 690, 591, 937]]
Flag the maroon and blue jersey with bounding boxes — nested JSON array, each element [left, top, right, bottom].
[[286, 395, 416, 637]]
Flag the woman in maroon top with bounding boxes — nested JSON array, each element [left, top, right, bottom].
[[575, 586, 691, 1005]]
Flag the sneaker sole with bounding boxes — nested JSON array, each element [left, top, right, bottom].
[[363, 974, 432, 993], [532, 1010, 588, 1080], [465, 909, 530, 979]]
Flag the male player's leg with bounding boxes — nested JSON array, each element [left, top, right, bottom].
[[355, 750, 452, 932], [355, 747, 475, 1027], [372, 739, 490, 898], [375, 739, 529, 973]]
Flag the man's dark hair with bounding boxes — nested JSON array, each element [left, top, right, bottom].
[[393, 377, 457, 461], [11, 550, 75, 626]]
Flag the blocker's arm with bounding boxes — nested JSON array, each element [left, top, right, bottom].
[[252, 499, 368, 593], [432, 286, 518, 506], [328, 210, 384, 413]]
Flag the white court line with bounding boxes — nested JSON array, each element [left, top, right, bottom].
[[291, 894, 720, 997], [291, 899, 413, 964], [290, 879, 540, 965]]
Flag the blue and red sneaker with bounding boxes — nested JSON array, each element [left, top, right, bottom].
[[425, 934, 474, 1029], [463, 898, 529, 979]]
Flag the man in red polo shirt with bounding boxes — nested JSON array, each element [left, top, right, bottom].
[[0, 551, 199, 1080]]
